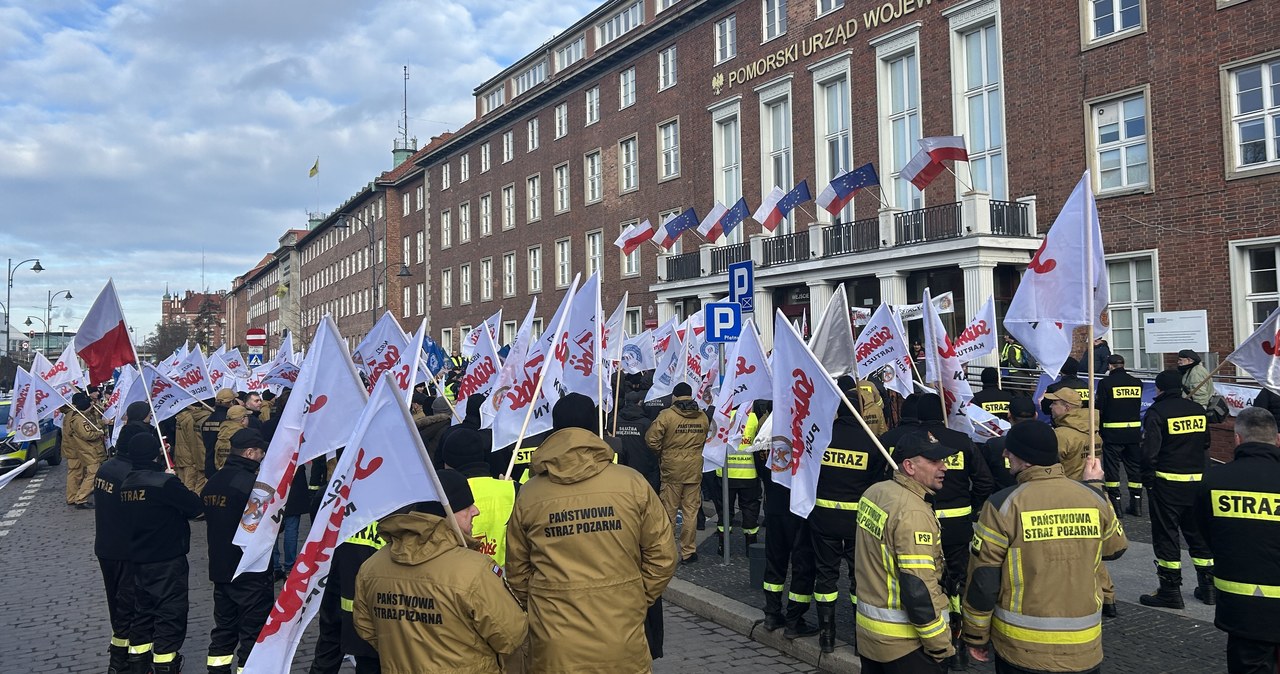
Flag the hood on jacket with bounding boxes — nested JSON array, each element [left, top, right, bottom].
[[460, 393, 487, 427], [530, 427, 615, 485], [379, 512, 462, 567], [672, 396, 702, 418], [1056, 406, 1098, 434]]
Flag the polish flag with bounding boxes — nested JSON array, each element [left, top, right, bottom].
[[615, 220, 657, 255], [1226, 306, 1280, 393], [698, 202, 729, 242], [919, 135, 969, 163], [74, 280, 136, 385], [752, 181, 812, 232], [900, 148, 945, 191]]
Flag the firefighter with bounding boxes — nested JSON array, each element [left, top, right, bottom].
[[1094, 354, 1145, 517], [713, 408, 762, 556], [853, 432, 954, 672], [756, 426, 821, 641], [309, 523, 384, 674], [93, 413, 143, 673], [962, 421, 1128, 673], [980, 398, 1038, 490], [214, 405, 249, 470], [442, 434, 515, 565], [645, 382, 709, 564], [1043, 386, 1098, 481], [173, 403, 211, 495], [65, 392, 106, 508], [1140, 369, 1214, 609], [968, 367, 1014, 421]]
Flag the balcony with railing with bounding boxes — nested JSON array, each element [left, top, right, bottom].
[[710, 242, 750, 274], [990, 199, 1031, 236], [665, 251, 701, 281], [761, 229, 810, 267], [823, 217, 880, 257], [894, 202, 963, 245]]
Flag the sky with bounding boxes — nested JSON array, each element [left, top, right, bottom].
[[0, 0, 599, 343]]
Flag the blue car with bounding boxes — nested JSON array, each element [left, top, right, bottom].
[[0, 399, 63, 478]]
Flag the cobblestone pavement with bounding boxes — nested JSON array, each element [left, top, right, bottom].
[[0, 462, 812, 673]]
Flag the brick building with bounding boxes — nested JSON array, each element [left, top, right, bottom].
[[160, 289, 228, 350]]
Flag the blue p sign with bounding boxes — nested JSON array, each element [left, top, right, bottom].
[[728, 261, 754, 313], [705, 302, 742, 343]]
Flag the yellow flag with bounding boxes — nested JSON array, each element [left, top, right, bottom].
[[309, 157, 319, 178]]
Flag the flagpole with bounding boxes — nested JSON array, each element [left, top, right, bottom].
[[596, 286, 604, 438], [610, 367, 623, 437], [402, 398, 469, 548], [129, 359, 174, 470], [432, 369, 462, 422], [924, 292, 950, 429], [835, 386, 898, 472], [942, 164, 974, 194], [869, 185, 893, 211], [1086, 185, 1097, 461], [505, 290, 575, 481]]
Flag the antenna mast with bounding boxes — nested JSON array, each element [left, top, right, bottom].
[[400, 65, 410, 146]]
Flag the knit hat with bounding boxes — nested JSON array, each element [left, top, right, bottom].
[[1004, 420, 1059, 466], [1060, 357, 1080, 377], [1107, 354, 1125, 366], [441, 432, 489, 470], [231, 429, 267, 451], [552, 393, 598, 433], [226, 405, 249, 421], [126, 431, 162, 464], [1155, 369, 1183, 392], [125, 401, 152, 424], [412, 468, 475, 517], [432, 396, 451, 415], [1177, 349, 1201, 363], [72, 392, 92, 411], [981, 367, 998, 387], [893, 431, 953, 461], [672, 382, 692, 397], [412, 392, 430, 409], [215, 389, 237, 403], [1043, 386, 1081, 407], [1010, 397, 1038, 419]]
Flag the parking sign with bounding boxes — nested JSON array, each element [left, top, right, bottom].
[[705, 302, 742, 343], [728, 260, 754, 313]]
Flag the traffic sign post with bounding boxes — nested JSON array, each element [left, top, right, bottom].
[[728, 261, 754, 313], [247, 346, 264, 356], [246, 352, 264, 367], [705, 302, 742, 343], [245, 328, 267, 347]]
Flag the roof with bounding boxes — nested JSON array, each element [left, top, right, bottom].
[[376, 133, 455, 185], [168, 291, 225, 314]]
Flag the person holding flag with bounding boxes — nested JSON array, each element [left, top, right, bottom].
[[645, 382, 710, 564], [64, 391, 106, 509]]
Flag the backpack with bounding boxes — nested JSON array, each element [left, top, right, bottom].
[[1205, 393, 1229, 424]]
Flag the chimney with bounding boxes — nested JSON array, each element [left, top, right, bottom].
[[392, 136, 418, 168]]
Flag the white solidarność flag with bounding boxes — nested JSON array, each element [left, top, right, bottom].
[[244, 376, 447, 674], [8, 369, 42, 441], [455, 318, 502, 424], [483, 300, 537, 430], [547, 272, 602, 402], [352, 311, 409, 384], [207, 352, 235, 392], [854, 303, 915, 399], [1004, 171, 1108, 376], [141, 363, 201, 422], [171, 346, 214, 400], [603, 292, 629, 364], [769, 311, 842, 518], [384, 319, 426, 403], [222, 349, 251, 379], [109, 369, 150, 449], [808, 282, 857, 378], [462, 310, 503, 358], [233, 315, 368, 577], [645, 333, 685, 403], [102, 366, 137, 423], [1226, 306, 1280, 394], [705, 319, 772, 471], [922, 287, 973, 424], [620, 329, 655, 375], [954, 296, 999, 364]]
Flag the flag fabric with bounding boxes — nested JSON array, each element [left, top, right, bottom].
[[922, 287, 973, 424], [603, 293, 628, 363], [264, 359, 302, 389], [854, 303, 916, 399], [663, 207, 700, 242], [816, 163, 878, 215], [645, 333, 685, 403], [705, 319, 772, 470], [171, 346, 215, 400], [954, 296, 999, 364], [719, 197, 750, 238], [615, 220, 657, 255], [698, 202, 728, 242], [895, 292, 956, 322], [222, 349, 251, 379], [233, 315, 368, 577], [1225, 306, 1280, 393], [8, 369, 42, 442], [753, 181, 812, 232], [108, 370, 149, 449], [900, 148, 945, 191], [1003, 171, 1108, 376], [769, 311, 842, 518], [74, 280, 136, 385], [482, 300, 537, 429], [207, 352, 234, 392], [919, 136, 969, 163], [238, 363, 271, 393], [309, 157, 319, 178], [800, 308, 809, 340], [652, 317, 679, 363], [383, 320, 426, 403], [462, 310, 502, 359], [455, 318, 502, 423], [621, 329, 656, 374], [141, 363, 201, 423], [353, 311, 410, 385], [102, 365, 138, 423], [963, 403, 1011, 444], [164, 342, 188, 376], [681, 310, 713, 385], [421, 335, 449, 377], [542, 274, 599, 402], [808, 283, 857, 378], [244, 376, 446, 674], [47, 347, 86, 397]]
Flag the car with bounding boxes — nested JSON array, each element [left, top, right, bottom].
[[0, 399, 63, 478]]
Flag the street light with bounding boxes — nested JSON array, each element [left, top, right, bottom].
[[5, 258, 42, 357], [45, 289, 72, 356], [24, 315, 47, 356], [335, 213, 413, 328]]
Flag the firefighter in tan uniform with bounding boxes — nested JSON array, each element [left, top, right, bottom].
[[213, 405, 248, 470], [353, 469, 527, 673], [854, 432, 955, 673], [64, 392, 106, 508], [644, 382, 710, 563], [173, 405, 211, 495], [962, 421, 1128, 674]]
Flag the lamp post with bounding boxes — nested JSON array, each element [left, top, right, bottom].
[[335, 214, 412, 328], [24, 316, 47, 357], [5, 258, 43, 357], [45, 289, 72, 356]]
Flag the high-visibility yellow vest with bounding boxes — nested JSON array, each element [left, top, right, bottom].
[[468, 476, 515, 567], [716, 412, 759, 481]]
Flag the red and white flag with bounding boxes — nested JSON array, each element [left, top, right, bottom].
[[705, 319, 772, 470], [697, 202, 728, 242], [752, 186, 786, 231], [222, 348, 251, 379], [855, 303, 915, 399], [1226, 306, 1280, 393], [615, 220, 657, 255], [455, 317, 502, 424], [1003, 172, 1109, 376], [645, 333, 685, 403], [603, 293, 629, 363], [233, 315, 368, 577], [8, 369, 42, 442], [769, 311, 842, 518], [954, 296, 999, 364], [923, 287, 973, 424], [462, 310, 503, 359], [141, 363, 201, 423], [74, 280, 136, 385], [482, 300, 537, 430], [171, 346, 215, 400], [245, 376, 447, 674], [808, 283, 856, 378], [919, 135, 969, 163], [352, 311, 409, 384], [900, 148, 945, 191]]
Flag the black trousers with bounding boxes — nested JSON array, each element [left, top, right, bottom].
[[1150, 479, 1212, 572], [98, 557, 137, 644], [810, 508, 856, 602], [860, 648, 946, 673], [1102, 442, 1142, 493], [309, 578, 344, 674], [645, 597, 665, 660], [763, 511, 815, 608], [939, 516, 972, 600], [209, 571, 273, 668], [995, 653, 1100, 673], [1226, 633, 1280, 674], [132, 556, 190, 657], [714, 481, 762, 533]]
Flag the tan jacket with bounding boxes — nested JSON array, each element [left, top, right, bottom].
[[213, 420, 240, 470], [962, 464, 1128, 672], [1053, 408, 1100, 481], [644, 396, 710, 485], [507, 428, 677, 674], [853, 472, 954, 663], [174, 407, 210, 469], [354, 512, 527, 674], [858, 379, 889, 436], [63, 412, 105, 464]]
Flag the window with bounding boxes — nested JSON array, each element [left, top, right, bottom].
[[441, 269, 453, 307], [958, 22, 1007, 199], [440, 209, 452, 248], [619, 136, 639, 192], [441, 164, 451, 189], [555, 163, 571, 213], [527, 174, 542, 222], [528, 246, 543, 293], [480, 258, 493, 302], [480, 143, 491, 172], [480, 194, 492, 236], [503, 252, 517, 297], [1088, 0, 1142, 42], [658, 208, 683, 254], [763, 94, 794, 232], [715, 15, 737, 64], [532, 319, 544, 339], [763, 0, 787, 40], [885, 50, 923, 210], [714, 111, 743, 243], [416, 231, 424, 264], [659, 119, 681, 179], [625, 308, 642, 336], [585, 150, 603, 202], [416, 282, 425, 316], [459, 202, 471, 243], [658, 46, 679, 91], [586, 86, 600, 125], [1228, 57, 1280, 172], [620, 67, 636, 108], [1091, 92, 1149, 192], [556, 36, 585, 71], [402, 193, 411, 217], [556, 238, 573, 287], [586, 230, 604, 275], [515, 61, 547, 96], [1107, 255, 1159, 369], [441, 328, 453, 353], [818, 0, 844, 14], [621, 222, 641, 275], [502, 130, 514, 162], [555, 103, 569, 139], [818, 75, 853, 221], [527, 118, 540, 151], [483, 87, 505, 113], [460, 155, 470, 182], [598, 1, 643, 47], [460, 264, 472, 304], [402, 235, 411, 266], [402, 286, 411, 318], [659, 0, 679, 9], [416, 185, 425, 210], [502, 185, 515, 229]]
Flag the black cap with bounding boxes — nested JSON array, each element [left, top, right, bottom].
[[441, 432, 489, 470], [1107, 354, 1125, 366], [981, 367, 998, 386], [1010, 397, 1038, 419], [230, 429, 267, 451], [1156, 369, 1182, 392], [672, 382, 692, 397], [126, 432, 162, 464], [1004, 421, 1059, 466], [413, 468, 475, 517], [1177, 349, 1200, 362], [893, 431, 954, 462], [552, 393, 598, 433], [125, 401, 152, 424]]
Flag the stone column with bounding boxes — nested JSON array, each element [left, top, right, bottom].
[[807, 280, 834, 323], [751, 287, 775, 351], [877, 271, 908, 306], [961, 260, 999, 368]]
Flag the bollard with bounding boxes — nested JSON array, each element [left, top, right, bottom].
[[748, 541, 767, 590]]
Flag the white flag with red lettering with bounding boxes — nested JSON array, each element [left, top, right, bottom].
[[923, 287, 973, 424], [955, 296, 999, 364], [547, 272, 601, 402], [1226, 306, 1280, 393], [536, 274, 584, 405], [35, 349, 83, 398], [482, 300, 537, 430], [770, 311, 842, 518], [462, 310, 503, 359], [207, 352, 235, 392], [705, 319, 772, 470], [244, 376, 446, 674], [102, 365, 138, 423], [383, 319, 425, 403], [644, 333, 685, 403], [455, 318, 502, 424], [233, 315, 368, 577], [172, 346, 214, 400], [8, 369, 42, 442], [222, 348, 251, 379], [854, 303, 915, 399], [141, 362, 201, 422], [108, 369, 149, 449], [352, 311, 410, 384]]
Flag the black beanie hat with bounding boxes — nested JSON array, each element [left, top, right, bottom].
[[981, 367, 998, 387], [230, 429, 267, 451], [1060, 357, 1080, 377], [835, 375, 857, 392], [126, 431, 162, 465], [672, 382, 693, 397], [1010, 397, 1038, 419], [441, 432, 489, 469], [1177, 349, 1201, 363], [552, 393, 599, 433], [916, 393, 944, 423], [412, 392, 430, 409], [413, 468, 475, 517], [72, 392, 92, 411], [1004, 420, 1059, 467], [1155, 369, 1183, 392], [125, 401, 152, 424]]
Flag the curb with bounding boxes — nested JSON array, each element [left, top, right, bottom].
[[663, 577, 861, 673]]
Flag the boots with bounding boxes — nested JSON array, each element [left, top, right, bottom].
[[784, 599, 821, 639], [716, 530, 725, 556], [1126, 489, 1144, 517], [127, 653, 152, 674], [947, 622, 968, 670], [744, 532, 758, 549], [1107, 489, 1124, 518], [762, 590, 785, 631], [1194, 569, 1218, 605], [107, 644, 130, 674], [817, 602, 837, 653], [151, 654, 183, 674], [1139, 566, 1185, 609]]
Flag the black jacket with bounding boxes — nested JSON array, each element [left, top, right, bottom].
[[812, 411, 889, 532], [920, 419, 994, 513], [201, 405, 229, 475], [1195, 442, 1280, 642], [121, 460, 203, 563], [1095, 368, 1144, 444], [969, 387, 1015, 421], [1142, 392, 1209, 481], [980, 436, 1018, 490], [202, 454, 262, 582], [93, 455, 135, 560], [642, 393, 671, 421], [1250, 389, 1280, 423], [614, 405, 659, 492]]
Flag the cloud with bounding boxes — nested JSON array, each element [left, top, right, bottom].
[[0, 0, 597, 339]]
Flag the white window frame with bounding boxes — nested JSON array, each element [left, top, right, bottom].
[[556, 36, 585, 72], [502, 130, 514, 163], [483, 87, 505, 113], [415, 230, 424, 264], [620, 67, 637, 109], [480, 257, 493, 302], [1222, 52, 1280, 178], [586, 86, 601, 125], [621, 221, 641, 276], [1232, 236, 1280, 343], [458, 202, 471, 243], [402, 286, 411, 318], [947, 2, 1008, 201], [554, 163, 572, 213], [715, 15, 737, 65], [598, 0, 643, 47], [480, 193, 493, 237], [1086, 86, 1151, 195], [528, 245, 543, 293], [711, 98, 744, 244], [480, 142, 491, 172], [659, 46, 678, 90], [811, 54, 853, 223], [503, 252, 517, 298], [502, 184, 516, 230], [586, 229, 604, 276], [1081, 0, 1146, 48], [619, 136, 639, 192], [762, 0, 787, 41], [460, 263, 472, 305], [659, 118, 681, 180], [441, 164, 451, 190], [874, 27, 923, 211], [817, 0, 844, 16], [759, 78, 795, 233], [441, 328, 453, 354], [527, 174, 542, 222], [556, 238, 573, 289], [625, 308, 642, 336], [555, 102, 569, 139], [1105, 250, 1161, 370], [527, 118, 540, 151], [440, 209, 452, 249], [460, 154, 470, 182], [584, 150, 603, 203], [514, 61, 547, 96], [440, 269, 453, 308], [416, 282, 425, 316], [502, 320, 518, 345]]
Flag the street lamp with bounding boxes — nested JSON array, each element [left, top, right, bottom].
[[45, 289, 72, 356], [24, 316, 47, 356], [5, 258, 43, 357], [335, 214, 413, 328]]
